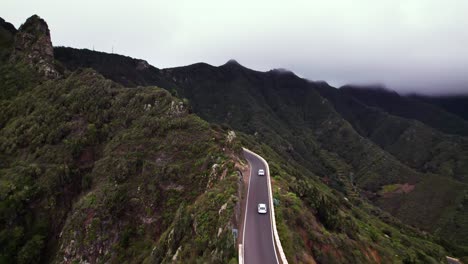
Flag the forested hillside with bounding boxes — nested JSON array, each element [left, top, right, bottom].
[[1, 16, 242, 264]]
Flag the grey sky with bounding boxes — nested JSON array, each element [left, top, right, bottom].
[[4, 0, 468, 94]]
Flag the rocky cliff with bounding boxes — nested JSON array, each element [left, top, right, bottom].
[[10, 15, 59, 79]]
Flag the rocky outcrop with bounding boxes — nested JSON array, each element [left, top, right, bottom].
[[136, 59, 150, 70], [10, 15, 59, 78]]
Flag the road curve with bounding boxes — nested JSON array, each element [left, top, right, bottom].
[[242, 149, 279, 264]]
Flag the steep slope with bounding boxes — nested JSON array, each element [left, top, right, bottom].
[[1, 69, 243, 264], [316, 84, 468, 183], [338, 85, 468, 137], [410, 94, 468, 122], [316, 84, 468, 250], [0, 16, 243, 264]]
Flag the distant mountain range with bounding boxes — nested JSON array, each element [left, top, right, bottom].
[[1, 15, 467, 263]]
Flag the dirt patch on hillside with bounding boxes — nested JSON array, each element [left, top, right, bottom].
[[379, 183, 415, 198], [362, 247, 381, 264]]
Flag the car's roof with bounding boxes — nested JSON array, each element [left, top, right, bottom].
[[258, 203, 266, 206]]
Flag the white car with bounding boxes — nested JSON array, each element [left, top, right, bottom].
[[258, 169, 265, 176], [257, 203, 267, 214]]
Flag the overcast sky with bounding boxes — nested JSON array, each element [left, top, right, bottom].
[[4, 0, 468, 94]]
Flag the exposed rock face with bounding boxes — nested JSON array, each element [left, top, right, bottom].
[[168, 100, 186, 116], [10, 15, 59, 78], [136, 59, 150, 70]]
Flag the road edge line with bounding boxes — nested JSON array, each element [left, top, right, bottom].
[[240, 151, 253, 264], [239, 244, 243, 264]]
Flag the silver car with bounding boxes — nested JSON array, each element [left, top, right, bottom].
[[257, 203, 267, 214], [258, 169, 265, 176]]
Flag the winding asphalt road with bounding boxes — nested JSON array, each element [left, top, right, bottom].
[[242, 150, 279, 264]]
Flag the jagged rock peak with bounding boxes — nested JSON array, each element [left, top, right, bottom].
[[11, 14, 59, 79], [18, 15, 50, 38]]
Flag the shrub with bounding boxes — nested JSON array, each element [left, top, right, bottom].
[[17, 235, 44, 264]]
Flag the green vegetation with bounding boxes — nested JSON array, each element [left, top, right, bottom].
[[0, 62, 242, 263], [240, 138, 447, 263], [380, 184, 402, 194], [317, 85, 468, 184], [411, 94, 468, 122], [54, 47, 172, 88]]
